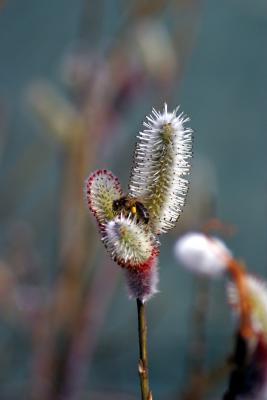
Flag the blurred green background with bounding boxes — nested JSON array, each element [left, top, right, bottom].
[[0, 0, 267, 399]]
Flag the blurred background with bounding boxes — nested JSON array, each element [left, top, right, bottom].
[[0, 0, 267, 399]]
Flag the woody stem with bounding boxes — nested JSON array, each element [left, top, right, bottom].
[[137, 298, 152, 400]]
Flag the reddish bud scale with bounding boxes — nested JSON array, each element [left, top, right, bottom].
[[127, 248, 159, 271], [125, 254, 159, 302], [121, 248, 159, 272], [103, 239, 159, 272]]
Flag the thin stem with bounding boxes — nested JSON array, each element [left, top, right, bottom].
[[227, 259, 253, 338], [137, 298, 152, 400]]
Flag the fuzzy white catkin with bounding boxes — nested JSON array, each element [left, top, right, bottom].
[[129, 104, 192, 234], [102, 215, 155, 267], [174, 232, 232, 276]]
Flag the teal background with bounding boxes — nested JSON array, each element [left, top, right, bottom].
[[0, 1, 267, 399]]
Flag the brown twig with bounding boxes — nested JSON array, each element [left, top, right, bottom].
[[137, 299, 151, 400], [227, 259, 253, 338]]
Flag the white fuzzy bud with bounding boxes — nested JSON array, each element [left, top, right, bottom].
[[174, 232, 231, 276], [102, 214, 158, 268]]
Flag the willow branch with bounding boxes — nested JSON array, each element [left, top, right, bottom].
[[137, 298, 152, 400]]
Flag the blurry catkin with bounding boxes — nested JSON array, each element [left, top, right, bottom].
[[175, 232, 231, 277], [228, 275, 267, 338]]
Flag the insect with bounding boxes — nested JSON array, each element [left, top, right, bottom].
[[112, 195, 149, 224]]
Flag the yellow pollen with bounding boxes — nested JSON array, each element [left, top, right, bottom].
[[131, 206, 137, 214]]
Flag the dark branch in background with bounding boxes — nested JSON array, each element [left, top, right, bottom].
[[181, 277, 210, 400], [223, 333, 252, 400]]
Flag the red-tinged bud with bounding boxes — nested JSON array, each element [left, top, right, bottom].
[[85, 169, 122, 225]]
